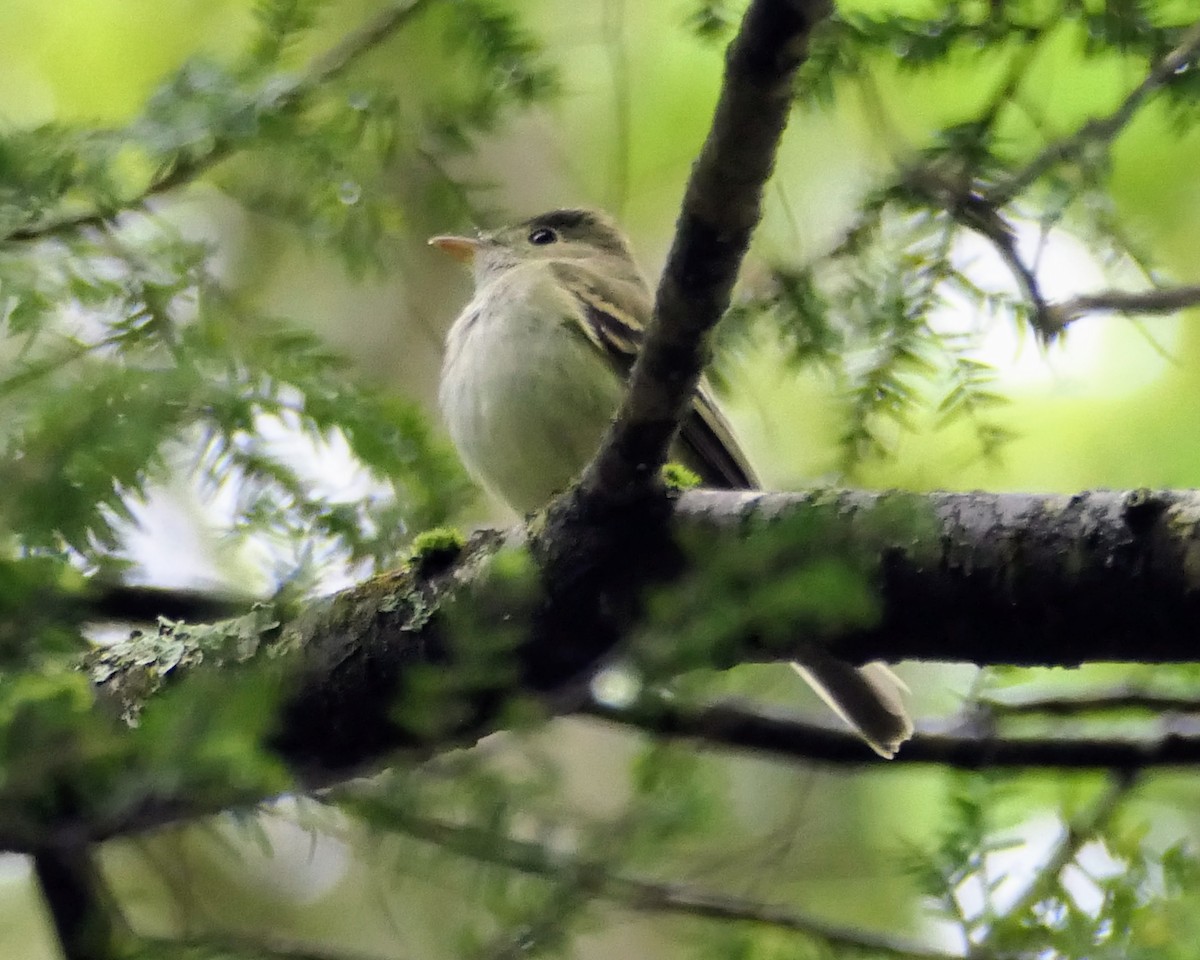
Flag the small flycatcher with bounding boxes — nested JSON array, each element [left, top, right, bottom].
[[431, 208, 912, 757]]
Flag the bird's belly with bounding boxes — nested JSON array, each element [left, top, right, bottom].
[[440, 317, 624, 513]]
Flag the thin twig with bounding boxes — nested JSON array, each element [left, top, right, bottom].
[[977, 771, 1136, 948], [481, 872, 596, 960], [340, 798, 957, 960], [969, 208, 1048, 328], [613, 878, 955, 959], [479, 810, 646, 960], [1049, 283, 1200, 329], [902, 168, 1052, 333], [3, 0, 437, 244], [991, 20, 1200, 204], [302, 0, 435, 84], [140, 934, 393, 960]]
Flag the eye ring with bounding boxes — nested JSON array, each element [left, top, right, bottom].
[[528, 227, 558, 246]]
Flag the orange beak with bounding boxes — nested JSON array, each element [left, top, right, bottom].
[[428, 235, 482, 264]]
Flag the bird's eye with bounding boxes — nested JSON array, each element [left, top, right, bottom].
[[528, 227, 558, 246]]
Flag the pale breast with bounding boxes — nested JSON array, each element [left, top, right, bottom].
[[439, 264, 625, 513]]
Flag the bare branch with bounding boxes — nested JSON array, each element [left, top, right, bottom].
[[583, 696, 1200, 770], [991, 20, 1200, 205], [618, 880, 954, 959], [2, 0, 436, 244], [934, 183, 1051, 333], [140, 934, 394, 960], [1048, 283, 1200, 330], [345, 802, 957, 960], [580, 0, 834, 501], [902, 172, 1200, 339]]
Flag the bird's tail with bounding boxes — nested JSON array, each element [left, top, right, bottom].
[[791, 653, 913, 759]]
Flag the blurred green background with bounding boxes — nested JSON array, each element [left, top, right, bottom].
[[4, 0, 1200, 957]]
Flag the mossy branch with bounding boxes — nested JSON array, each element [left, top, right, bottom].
[[19, 487, 1200, 850]]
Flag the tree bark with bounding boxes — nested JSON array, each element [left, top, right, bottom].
[[58, 486, 1200, 849]]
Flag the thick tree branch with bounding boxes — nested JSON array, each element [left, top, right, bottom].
[[25, 487, 1197, 848], [670, 488, 1200, 668], [581, 0, 833, 501], [2, 0, 436, 243], [534, 2, 837, 773]]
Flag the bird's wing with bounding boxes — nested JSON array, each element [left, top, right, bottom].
[[550, 261, 757, 489]]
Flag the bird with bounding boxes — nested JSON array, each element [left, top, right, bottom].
[[430, 208, 912, 757]]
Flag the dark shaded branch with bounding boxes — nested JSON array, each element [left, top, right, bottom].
[[675, 488, 1200, 668], [32, 844, 128, 960], [991, 20, 1200, 205], [344, 801, 955, 960], [583, 696, 1200, 769], [581, 0, 833, 501], [3, 0, 436, 243]]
